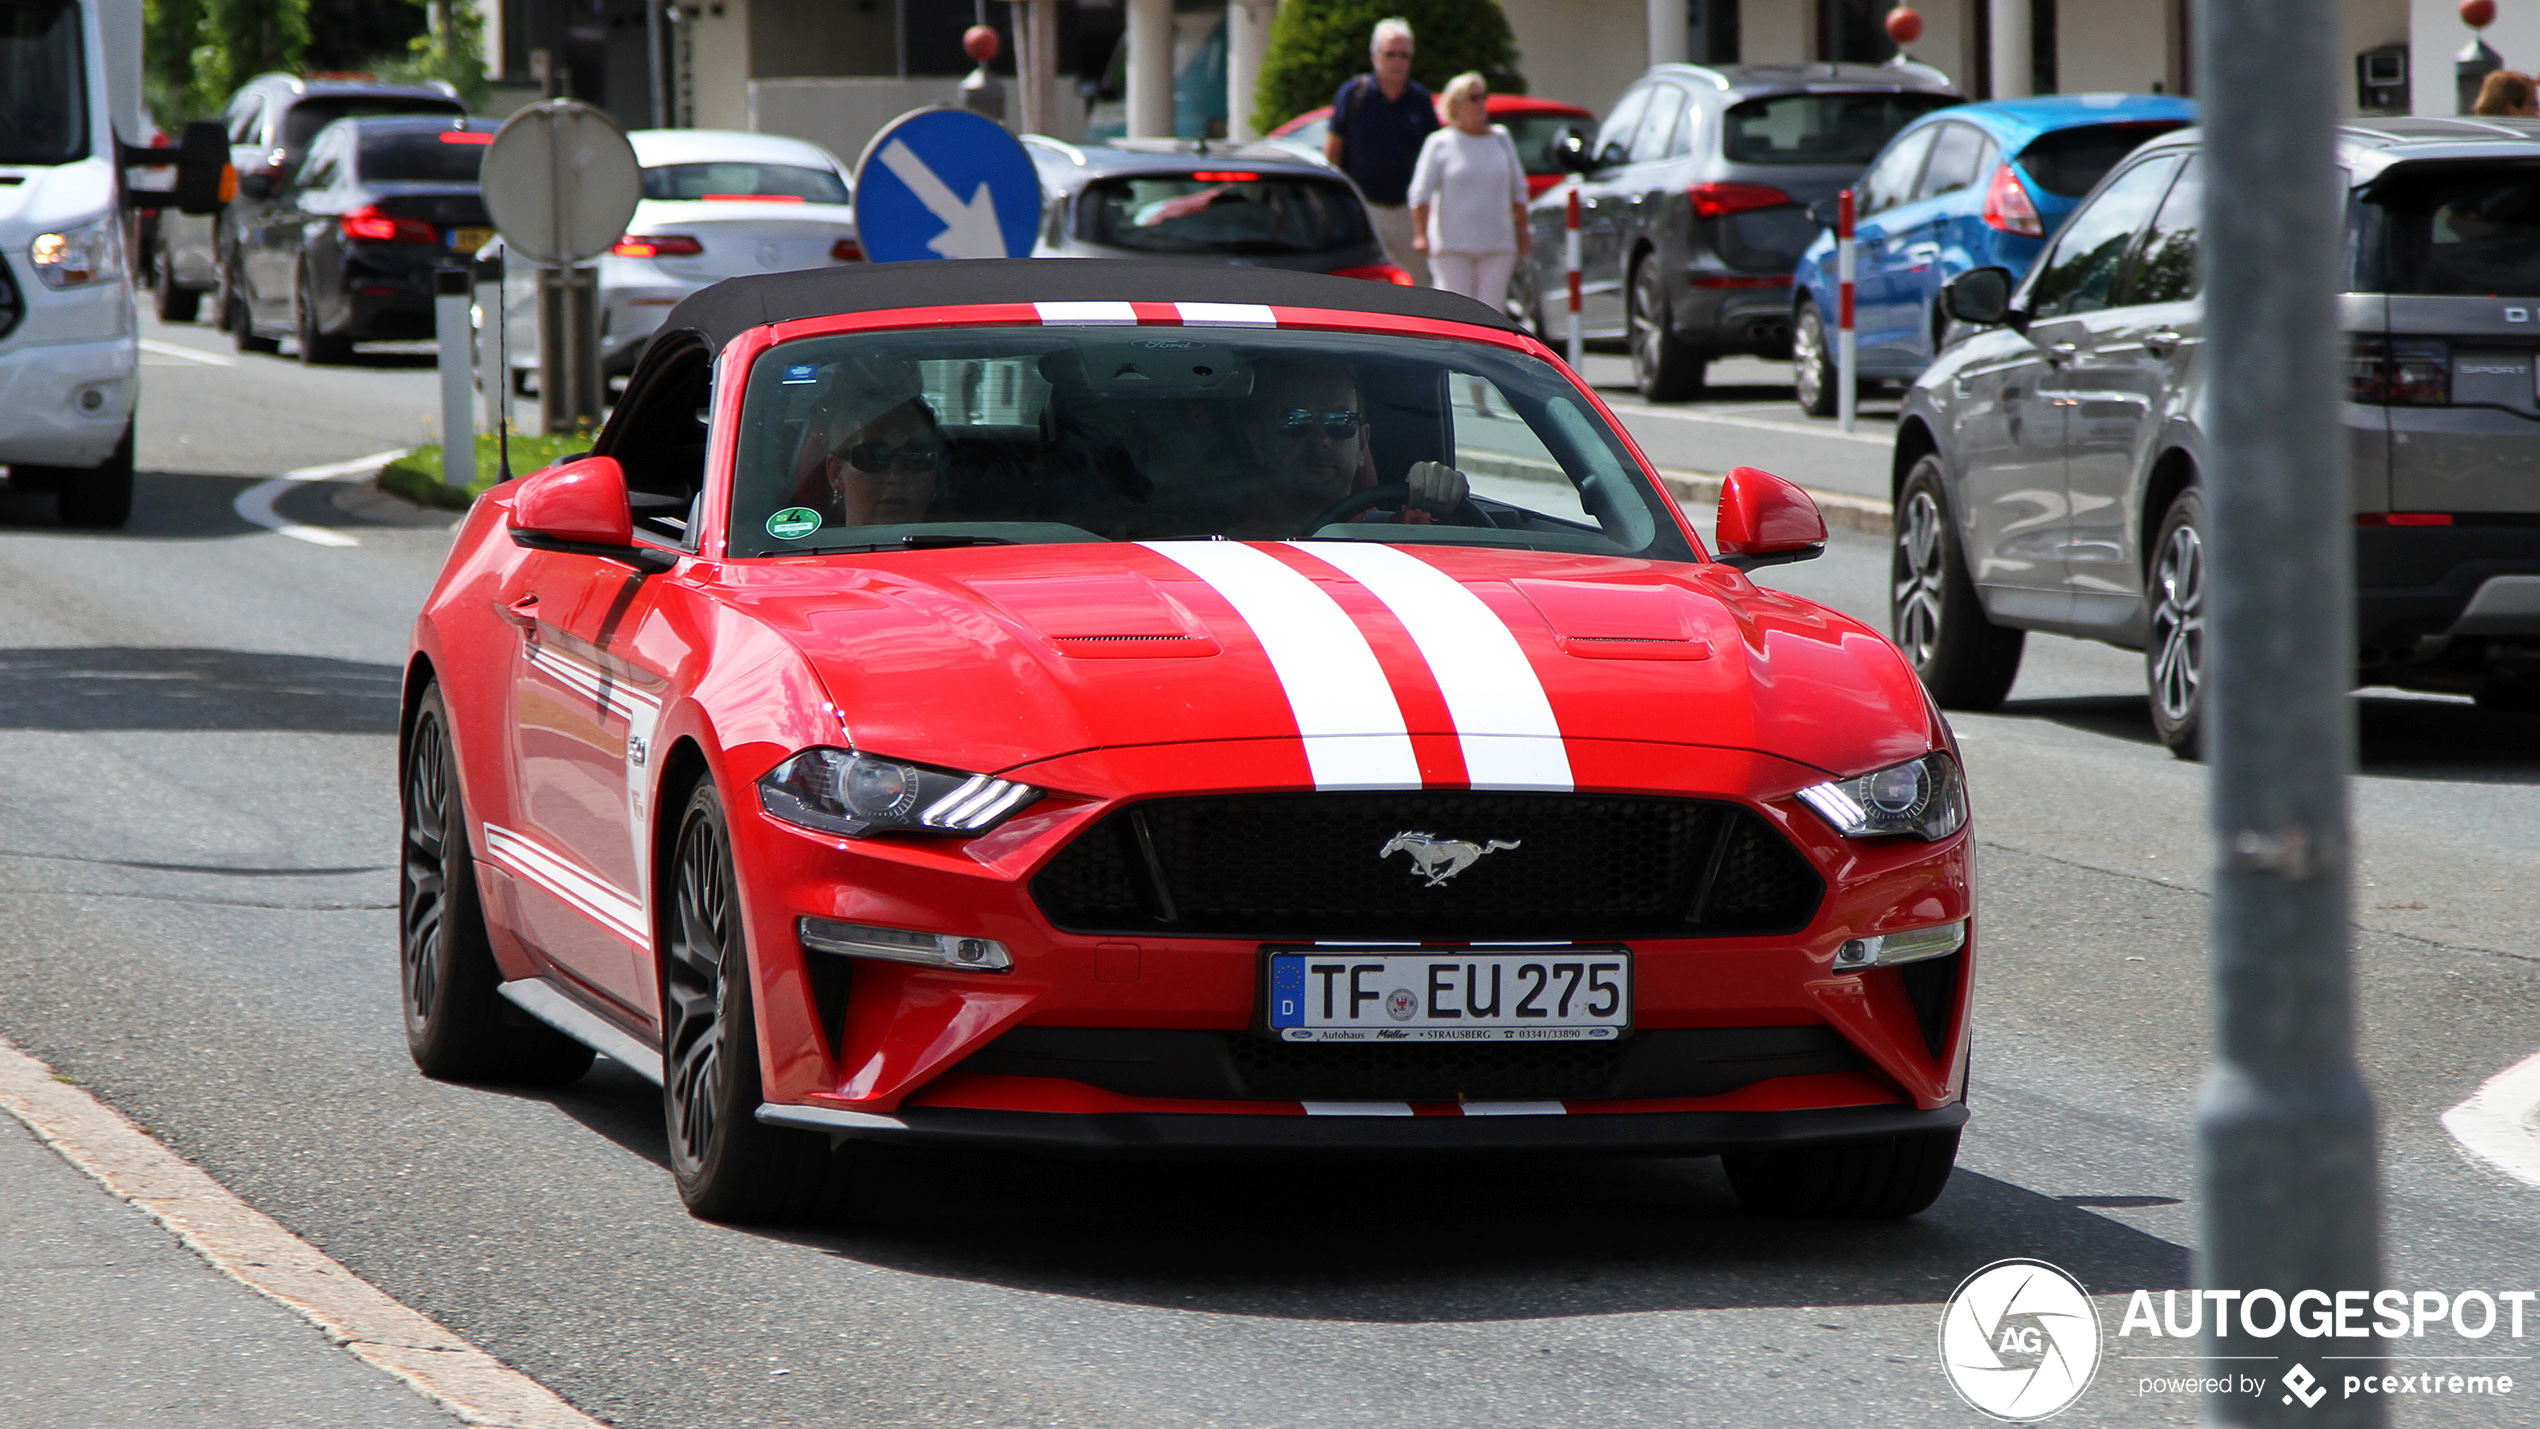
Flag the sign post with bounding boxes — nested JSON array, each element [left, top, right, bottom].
[[1836, 187, 1856, 434], [1564, 186, 1583, 372], [2195, 0, 2384, 1423], [479, 101, 642, 436], [851, 107, 1043, 263], [435, 266, 475, 490]]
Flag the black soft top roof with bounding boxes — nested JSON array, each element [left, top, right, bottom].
[[657, 258, 1522, 353]]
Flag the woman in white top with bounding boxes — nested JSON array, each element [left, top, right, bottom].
[[1406, 72, 1531, 313]]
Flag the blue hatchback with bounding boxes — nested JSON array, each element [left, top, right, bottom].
[[1788, 94, 2195, 414]]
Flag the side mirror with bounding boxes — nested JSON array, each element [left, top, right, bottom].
[[173, 121, 233, 214], [508, 455, 675, 572], [1554, 129, 1590, 173], [1806, 196, 1839, 229], [1713, 465, 1827, 571], [1941, 266, 2015, 328]]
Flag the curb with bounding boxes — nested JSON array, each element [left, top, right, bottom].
[[1657, 468, 1894, 538], [0, 1037, 603, 1429]]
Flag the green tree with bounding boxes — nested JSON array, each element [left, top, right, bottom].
[[143, 0, 208, 122], [1252, 0, 1523, 138], [189, 0, 311, 115], [371, 0, 488, 109]]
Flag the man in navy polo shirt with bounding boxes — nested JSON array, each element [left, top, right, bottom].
[[1322, 16, 1438, 286]]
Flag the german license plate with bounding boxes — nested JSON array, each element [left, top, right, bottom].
[[1265, 948, 1629, 1042], [448, 226, 494, 253]]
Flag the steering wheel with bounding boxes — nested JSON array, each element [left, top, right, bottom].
[[1305, 481, 1492, 534]]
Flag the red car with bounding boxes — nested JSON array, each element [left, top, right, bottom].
[[398, 262, 1972, 1225], [1271, 94, 1597, 198]]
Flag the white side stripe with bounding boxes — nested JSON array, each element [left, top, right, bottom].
[[1175, 302, 1276, 326], [525, 643, 659, 724], [1035, 301, 1138, 325], [1139, 541, 1420, 790], [481, 823, 651, 949], [1295, 543, 1573, 791]]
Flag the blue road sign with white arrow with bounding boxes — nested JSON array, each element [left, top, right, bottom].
[[852, 108, 1042, 263]]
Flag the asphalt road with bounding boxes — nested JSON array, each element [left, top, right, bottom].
[[0, 313, 2535, 1427]]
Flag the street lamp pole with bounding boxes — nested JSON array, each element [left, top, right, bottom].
[[2194, 0, 2384, 1423]]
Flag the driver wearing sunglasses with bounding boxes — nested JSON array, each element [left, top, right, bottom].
[[1238, 358, 1467, 536], [786, 354, 951, 529]]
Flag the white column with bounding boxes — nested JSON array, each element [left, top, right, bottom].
[[1128, 0, 1176, 138], [1648, 0, 1688, 67], [1990, 0, 2032, 97], [1227, 0, 1277, 141]]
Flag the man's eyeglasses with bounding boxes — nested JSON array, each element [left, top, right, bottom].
[[1376, 47, 1413, 59], [1278, 408, 1366, 438], [836, 440, 945, 474]]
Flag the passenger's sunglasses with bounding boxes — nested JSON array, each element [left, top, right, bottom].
[[1278, 408, 1366, 438], [836, 440, 945, 474]]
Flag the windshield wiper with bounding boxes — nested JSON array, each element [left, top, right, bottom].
[[804, 533, 1018, 554]]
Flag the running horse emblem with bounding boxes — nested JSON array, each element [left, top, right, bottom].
[[1379, 831, 1521, 887]]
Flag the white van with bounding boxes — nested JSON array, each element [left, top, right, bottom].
[[0, 0, 222, 526]]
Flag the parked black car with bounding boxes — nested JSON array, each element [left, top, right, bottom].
[[155, 73, 466, 327], [229, 115, 501, 362], [1512, 62, 1959, 400], [1896, 118, 2540, 754]]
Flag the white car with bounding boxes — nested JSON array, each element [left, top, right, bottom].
[[491, 128, 859, 383]]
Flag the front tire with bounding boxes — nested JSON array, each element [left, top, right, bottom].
[[1724, 1127, 1960, 1219], [51, 423, 135, 530], [662, 779, 844, 1223], [1628, 257, 1705, 401], [1892, 457, 2023, 709], [154, 247, 201, 323], [296, 266, 354, 365], [2146, 488, 2207, 759], [227, 261, 279, 354], [1793, 300, 1838, 417], [400, 683, 594, 1084]]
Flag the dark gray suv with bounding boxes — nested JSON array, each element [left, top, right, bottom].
[[1893, 118, 2540, 755], [1511, 62, 1959, 400]]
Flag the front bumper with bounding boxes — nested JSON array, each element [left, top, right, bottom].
[[0, 328, 137, 468], [761, 1097, 1969, 1158]]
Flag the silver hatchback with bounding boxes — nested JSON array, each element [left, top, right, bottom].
[[1892, 118, 2540, 755]]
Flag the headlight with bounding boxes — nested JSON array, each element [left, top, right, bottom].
[[757, 747, 1039, 838], [1796, 752, 1965, 841], [29, 215, 122, 290]]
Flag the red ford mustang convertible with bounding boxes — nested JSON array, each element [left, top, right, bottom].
[[398, 261, 1972, 1223]]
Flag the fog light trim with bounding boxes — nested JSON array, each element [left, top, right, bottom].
[[1832, 920, 1965, 971], [797, 915, 1012, 972]]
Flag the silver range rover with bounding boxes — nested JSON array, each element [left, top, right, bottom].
[[1890, 118, 2540, 754]]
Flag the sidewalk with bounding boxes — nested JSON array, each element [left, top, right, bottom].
[[1580, 353, 1901, 535]]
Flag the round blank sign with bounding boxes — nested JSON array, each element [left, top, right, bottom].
[[481, 100, 642, 266]]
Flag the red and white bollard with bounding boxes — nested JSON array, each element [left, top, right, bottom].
[[1836, 186, 1857, 433], [1565, 185, 1584, 371]]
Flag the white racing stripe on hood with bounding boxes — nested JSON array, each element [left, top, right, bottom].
[[1138, 540, 1420, 789], [1292, 542, 1573, 791]]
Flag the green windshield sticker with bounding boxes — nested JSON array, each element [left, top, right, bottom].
[[765, 507, 822, 541]]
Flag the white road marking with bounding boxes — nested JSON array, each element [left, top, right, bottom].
[[1293, 542, 1572, 791], [2442, 1049, 2540, 1188], [1601, 399, 1896, 447], [1139, 540, 1419, 790], [138, 338, 236, 367], [233, 449, 409, 548], [0, 1035, 604, 1429]]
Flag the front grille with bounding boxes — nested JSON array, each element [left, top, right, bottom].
[[1028, 792, 1823, 940], [953, 1025, 1864, 1104]]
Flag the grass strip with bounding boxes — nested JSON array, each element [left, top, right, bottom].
[[378, 432, 593, 510]]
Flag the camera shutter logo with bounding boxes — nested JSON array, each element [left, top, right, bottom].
[[1938, 1259, 2103, 1421]]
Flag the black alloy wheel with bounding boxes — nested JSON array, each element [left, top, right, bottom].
[[51, 422, 135, 530], [1891, 457, 2024, 710], [153, 247, 200, 323], [296, 265, 353, 365], [2146, 488, 2207, 758], [400, 683, 593, 1083], [227, 261, 279, 354], [1792, 300, 1837, 417], [662, 779, 844, 1223], [1724, 1127, 1960, 1218], [1627, 258, 1705, 401]]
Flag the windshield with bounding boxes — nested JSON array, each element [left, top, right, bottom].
[[1502, 112, 1590, 175], [1721, 92, 1955, 166], [1077, 174, 1367, 255], [728, 326, 1694, 562], [2015, 121, 2188, 198], [0, 0, 84, 166], [2356, 165, 2540, 296], [358, 128, 492, 182], [642, 162, 849, 203]]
